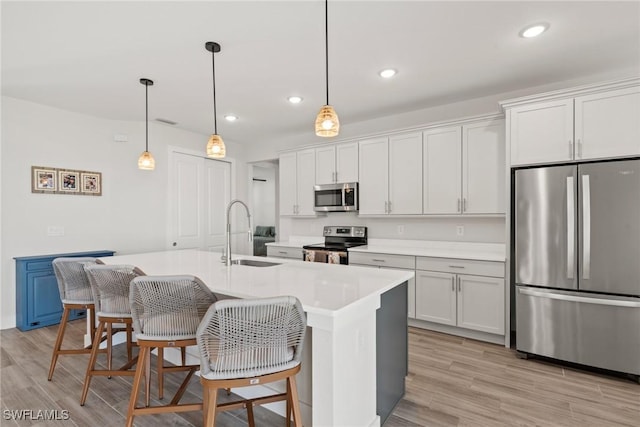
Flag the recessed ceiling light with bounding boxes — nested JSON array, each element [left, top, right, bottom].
[[520, 23, 549, 38], [288, 96, 303, 104], [379, 69, 397, 78], [224, 114, 238, 122]]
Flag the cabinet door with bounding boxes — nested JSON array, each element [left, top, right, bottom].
[[389, 133, 423, 215], [423, 126, 461, 214], [315, 145, 336, 185], [28, 270, 63, 327], [279, 152, 297, 215], [457, 274, 505, 335], [336, 142, 359, 183], [509, 99, 574, 166], [575, 86, 640, 160], [358, 137, 389, 214], [296, 149, 317, 215], [462, 119, 505, 214], [415, 271, 456, 326]]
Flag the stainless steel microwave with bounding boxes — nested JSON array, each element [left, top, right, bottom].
[[314, 182, 358, 212]]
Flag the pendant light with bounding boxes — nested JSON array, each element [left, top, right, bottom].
[[315, 0, 339, 137], [138, 78, 155, 170], [205, 41, 226, 158]]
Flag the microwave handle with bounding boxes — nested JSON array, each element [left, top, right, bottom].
[[342, 188, 346, 207]]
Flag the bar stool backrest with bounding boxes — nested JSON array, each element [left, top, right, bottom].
[[196, 296, 307, 380], [52, 257, 98, 303], [129, 275, 217, 341], [84, 264, 145, 317]]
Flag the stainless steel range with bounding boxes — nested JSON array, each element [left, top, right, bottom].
[[302, 226, 367, 265]]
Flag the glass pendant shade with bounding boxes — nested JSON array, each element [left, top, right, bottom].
[[315, 105, 340, 137], [206, 134, 226, 158], [138, 151, 155, 170]]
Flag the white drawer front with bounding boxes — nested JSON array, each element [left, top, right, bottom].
[[349, 252, 415, 269], [416, 257, 504, 277], [267, 246, 302, 260]]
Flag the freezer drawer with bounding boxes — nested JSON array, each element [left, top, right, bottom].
[[516, 286, 640, 376]]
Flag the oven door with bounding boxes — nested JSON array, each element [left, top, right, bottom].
[[303, 249, 348, 264]]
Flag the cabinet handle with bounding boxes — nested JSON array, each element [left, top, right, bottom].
[[451, 277, 455, 292], [384, 201, 388, 213], [457, 277, 461, 292], [371, 259, 386, 263], [278, 251, 287, 254], [388, 201, 392, 213], [449, 265, 465, 269], [457, 199, 461, 212], [568, 140, 573, 158], [463, 198, 467, 212], [577, 139, 582, 158]]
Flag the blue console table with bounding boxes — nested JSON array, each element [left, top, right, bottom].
[[14, 250, 115, 331]]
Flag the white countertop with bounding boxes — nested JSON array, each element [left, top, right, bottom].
[[99, 249, 413, 317], [349, 239, 506, 262], [265, 235, 322, 249]]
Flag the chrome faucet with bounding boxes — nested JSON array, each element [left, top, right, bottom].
[[222, 199, 252, 266]]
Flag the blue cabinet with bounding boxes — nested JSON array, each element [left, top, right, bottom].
[[14, 250, 115, 331]]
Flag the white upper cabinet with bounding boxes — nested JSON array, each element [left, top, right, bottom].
[[462, 119, 506, 214], [423, 119, 505, 215], [358, 137, 389, 215], [505, 81, 640, 166], [279, 149, 316, 216], [423, 126, 461, 214], [575, 87, 640, 160], [508, 99, 574, 166], [359, 133, 422, 215], [389, 133, 423, 215], [315, 142, 359, 185]]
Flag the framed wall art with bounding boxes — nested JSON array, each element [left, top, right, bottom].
[[31, 166, 57, 193], [30, 166, 103, 196], [81, 172, 102, 196]]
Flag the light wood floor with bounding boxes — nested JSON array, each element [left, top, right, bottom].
[[1, 321, 638, 426]]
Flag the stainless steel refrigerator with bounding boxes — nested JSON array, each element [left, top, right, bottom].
[[514, 158, 640, 378]]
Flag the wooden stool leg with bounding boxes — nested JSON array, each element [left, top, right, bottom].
[[247, 401, 256, 427], [288, 376, 303, 427], [157, 347, 164, 400], [106, 322, 113, 377], [89, 306, 96, 346], [80, 321, 106, 405], [181, 346, 186, 366], [126, 323, 133, 362], [48, 307, 71, 381], [144, 345, 152, 407], [202, 384, 218, 427], [126, 345, 148, 427], [286, 393, 292, 427]]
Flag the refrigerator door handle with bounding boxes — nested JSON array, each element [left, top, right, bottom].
[[582, 174, 591, 280], [518, 287, 640, 308], [566, 176, 575, 279]]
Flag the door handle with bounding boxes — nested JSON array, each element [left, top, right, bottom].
[[582, 174, 591, 280], [566, 176, 575, 280]]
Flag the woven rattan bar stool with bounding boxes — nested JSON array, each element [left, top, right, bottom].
[[80, 264, 145, 405], [196, 296, 307, 427], [126, 275, 217, 427], [48, 257, 101, 381]]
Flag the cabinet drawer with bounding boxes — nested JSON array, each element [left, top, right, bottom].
[[416, 257, 504, 277], [349, 252, 415, 269], [267, 246, 302, 260]]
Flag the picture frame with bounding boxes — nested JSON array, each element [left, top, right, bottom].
[[80, 172, 102, 196], [58, 170, 80, 193], [31, 166, 57, 193]]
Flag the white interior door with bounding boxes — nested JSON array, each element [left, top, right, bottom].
[[170, 151, 231, 251]]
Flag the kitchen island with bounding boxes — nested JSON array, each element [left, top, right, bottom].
[[99, 249, 413, 427]]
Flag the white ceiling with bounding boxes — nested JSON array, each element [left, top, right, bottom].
[[2, 1, 640, 148]]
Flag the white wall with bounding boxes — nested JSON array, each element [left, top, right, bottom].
[[251, 165, 276, 228], [0, 96, 248, 329]]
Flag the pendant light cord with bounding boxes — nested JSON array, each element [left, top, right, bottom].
[[145, 82, 149, 152], [211, 50, 218, 134], [325, 0, 329, 105]]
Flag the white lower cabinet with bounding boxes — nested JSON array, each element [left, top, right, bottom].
[[415, 257, 505, 335], [349, 252, 416, 318]]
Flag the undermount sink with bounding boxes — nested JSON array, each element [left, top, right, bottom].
[[230, 259, 281, 267]]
